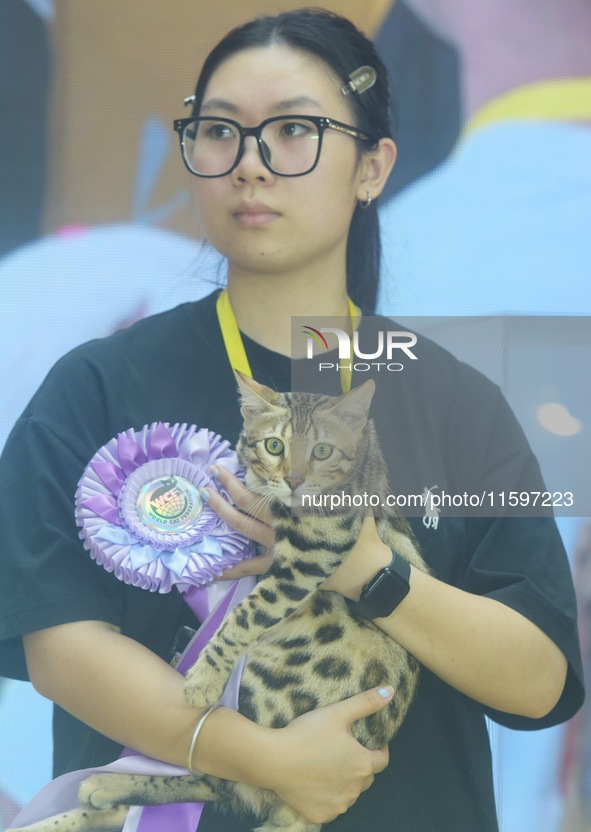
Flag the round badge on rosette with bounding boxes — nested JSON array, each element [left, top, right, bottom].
[[75, 422, 255, 596]]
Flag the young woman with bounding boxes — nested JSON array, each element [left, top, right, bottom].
[[0, 9, 583, 831]]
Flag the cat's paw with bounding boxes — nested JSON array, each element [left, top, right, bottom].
[[184, 658, 226, 709], [78, 774, 131, 809]]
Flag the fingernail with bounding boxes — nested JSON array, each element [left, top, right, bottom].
[[199, 488, 210, 502], [377, 686, 393, 698], [210, 466, 220, 478]]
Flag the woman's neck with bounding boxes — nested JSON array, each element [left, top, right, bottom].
[[226, 269, 351, 357]]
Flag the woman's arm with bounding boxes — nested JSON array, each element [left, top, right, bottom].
[[213, 468, 568, 720], [24, 621, 392, 825], [324, 517, 568, 719], [24, 621, 203, 768]]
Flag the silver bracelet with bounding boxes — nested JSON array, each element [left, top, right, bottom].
[[187, 703, 222, 778]]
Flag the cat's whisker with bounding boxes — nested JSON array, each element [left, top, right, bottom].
[[240, 501, 275, 539], [239, 514, 265, 540], [240, 489, 276, 524], [245, 490, 271, 513], [348, 465, 367, 477]]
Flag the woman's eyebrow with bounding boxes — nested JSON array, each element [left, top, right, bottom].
[[200, 99, 241, 114], [269, 96, 324, 112], [200, 95, 324, 115]]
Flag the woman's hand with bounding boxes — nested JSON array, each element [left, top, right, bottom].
[[202, 466, 275, 577], [264, 686, 394, 825], [206, 472, 391, 589]]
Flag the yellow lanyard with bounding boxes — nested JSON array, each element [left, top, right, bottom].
[[215, 289, 360, 393], [463, 77, 591, 137]]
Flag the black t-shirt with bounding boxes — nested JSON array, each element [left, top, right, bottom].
[[0, 290, 583, 832]]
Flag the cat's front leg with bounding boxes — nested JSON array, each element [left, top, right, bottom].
[[79, 774, 139, 809], [185, 550, 339, 709], [79, 773, 216, 808], [184, 609, 265, 708], [184, 652, 226, 708]]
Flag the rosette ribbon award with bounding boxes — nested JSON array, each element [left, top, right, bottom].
[[10, 422, 256, 832]]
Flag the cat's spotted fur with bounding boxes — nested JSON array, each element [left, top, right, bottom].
[[13, 377, 427, 832]]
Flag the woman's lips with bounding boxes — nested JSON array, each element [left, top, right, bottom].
[[232, 201, 281, 227]]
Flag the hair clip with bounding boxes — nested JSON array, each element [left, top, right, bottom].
[[184, 95, 196, 107], [342, 66, 377, 96]]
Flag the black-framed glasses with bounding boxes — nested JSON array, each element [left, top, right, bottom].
[[172, 114, 377, 178]]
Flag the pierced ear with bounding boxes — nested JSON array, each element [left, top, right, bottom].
[[234, 370, 282, 419], [357, 138, 397, 202], [326, 379, 376, 431]]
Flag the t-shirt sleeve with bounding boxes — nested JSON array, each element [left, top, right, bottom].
[[0, 309, 212, 686], [0, 369, 125, 680], [461, 514, 584, 729], [452, 368, 584, 729]]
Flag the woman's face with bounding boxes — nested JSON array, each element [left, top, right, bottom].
[[190, 44, 381, 280]]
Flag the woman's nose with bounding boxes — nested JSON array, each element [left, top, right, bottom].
[[231, 136, 274, 184]]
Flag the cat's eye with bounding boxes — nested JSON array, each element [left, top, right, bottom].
[[265, 437, 285, 456], [312, 443, 333, 460]]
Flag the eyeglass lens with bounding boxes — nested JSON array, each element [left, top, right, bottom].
[[182, 118, 321, 176]]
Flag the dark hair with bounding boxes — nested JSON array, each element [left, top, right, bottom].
[[190, 8, 394, 313]]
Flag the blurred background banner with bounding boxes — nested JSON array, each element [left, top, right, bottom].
[[0, 0, 459, 253], [1, 1, 589, 830]]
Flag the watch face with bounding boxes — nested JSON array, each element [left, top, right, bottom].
[[366, 569, 410, 616]]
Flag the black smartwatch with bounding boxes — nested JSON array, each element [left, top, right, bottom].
[[349, 549, 411, 621]]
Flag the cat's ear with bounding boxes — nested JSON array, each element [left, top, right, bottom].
[[326, 379, 375, 431], [234, 370, 282, 419]]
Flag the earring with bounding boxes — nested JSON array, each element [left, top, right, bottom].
[[360, 191, 373, 210]]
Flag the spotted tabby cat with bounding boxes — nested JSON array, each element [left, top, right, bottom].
[[14, 375, 427, 832]]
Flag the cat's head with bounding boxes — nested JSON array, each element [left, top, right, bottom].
[[235, 371, 375, 508]]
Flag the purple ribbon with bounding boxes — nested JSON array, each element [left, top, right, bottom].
[[76, 422, 254, 594], [9, 424, 259, 831], [130, 578, 256, 832], [126, 577, 255, 832], [9, 577, 256, 832]]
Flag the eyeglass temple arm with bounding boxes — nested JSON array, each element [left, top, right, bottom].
[[325, 119, 373, 145]]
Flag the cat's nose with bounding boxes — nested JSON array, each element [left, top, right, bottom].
[[285, 475, 304, 491]]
